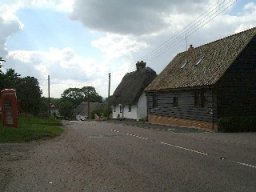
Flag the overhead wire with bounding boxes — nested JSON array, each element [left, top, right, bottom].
[[127, 0, 237, 72], [145, 0, 236, 62]]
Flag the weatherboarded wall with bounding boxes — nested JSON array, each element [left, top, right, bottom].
[[146, 89, 217, 130], [216, 36, 256, 118]]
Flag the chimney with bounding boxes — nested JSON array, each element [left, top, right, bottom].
[[136, 61, 146, 71], [188, 44, 195, 59], [188, 44, 194, 51]]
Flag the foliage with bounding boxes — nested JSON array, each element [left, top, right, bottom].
[[58, 99, 74, 119], [16, 76, 42, 115], [59, 86, 103, 118], [61, 86, 102, 106], [81, 86, 103, 103], [0, 116, 63, 143], [218, 116, 256, 132], [0, 68, 42, 115]]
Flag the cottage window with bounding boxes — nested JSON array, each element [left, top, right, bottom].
[[173, 97, 178, 107], [120, 105, 123, 113], [194, 91, 205, 107], [152, 94, 158, 108], [128, 104, 132, 112]]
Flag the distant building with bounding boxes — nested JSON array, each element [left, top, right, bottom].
[[74, 101, 104, 118], [145, 27, 256, 131], [111, 61, 156, 120]]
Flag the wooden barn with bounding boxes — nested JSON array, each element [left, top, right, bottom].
[[111, 61, 156, 120], [145, 27, 256, 131]]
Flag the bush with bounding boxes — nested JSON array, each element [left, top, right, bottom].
[[218, 116, 256, 132], [90, 105, 111, 119]]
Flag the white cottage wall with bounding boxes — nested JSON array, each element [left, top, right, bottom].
[[123, 105, 137, 119], [137, 92, 147, 119]]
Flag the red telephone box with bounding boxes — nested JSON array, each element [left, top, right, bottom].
[[1, 89, 18, 128]]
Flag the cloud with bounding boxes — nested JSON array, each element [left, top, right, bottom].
[[91, 33, 148, 62], [71, 0, 207, 35], [0, 12, 23, 57], [6, 47, 131, 98], [1, 0, 256, 99], [0, 0, 74, 57]]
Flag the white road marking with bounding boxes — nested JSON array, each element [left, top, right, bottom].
[[160, 141, 208, 156], [110, 130, 256, 170], [237, 162, 256, 169]]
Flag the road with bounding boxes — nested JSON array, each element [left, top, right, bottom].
[[1, 121, 256, 192]]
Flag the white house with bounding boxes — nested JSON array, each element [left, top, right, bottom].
[[111, 61, 156, 120]]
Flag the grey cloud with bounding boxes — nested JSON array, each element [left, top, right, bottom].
[[71, 0, 206, 35]]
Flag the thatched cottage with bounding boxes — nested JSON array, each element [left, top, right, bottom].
[[111, 61, 156, 120], [145, 27, 256, 131]]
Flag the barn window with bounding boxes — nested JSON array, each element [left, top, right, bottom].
[[194, 91, 205, 107], [173, 97, 178, 107], [128, 104, 132, 112], [152, 94, 158, 108]]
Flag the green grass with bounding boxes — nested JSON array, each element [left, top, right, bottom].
[[0, 115, 63, 143]]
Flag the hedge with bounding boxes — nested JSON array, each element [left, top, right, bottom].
[[218, 116, 256, 132]]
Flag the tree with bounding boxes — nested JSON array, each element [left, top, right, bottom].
[[0, 68, 20, 89], [59, 86, 103, 118], [81, 86, 103, 103], [61, 88, 84, 107], [61, 86, 102, 107], [58, 99, 74, 119], [16, 76, 42, 115], [0, 67, 42, 115]]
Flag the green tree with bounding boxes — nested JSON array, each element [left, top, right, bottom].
[[58, 99, 74, 119], [59, 86, 103, 118], [61, 88, 84, 107], [0, 69, 20, 89], [61, 86, 102, 107], [16, 76, 42, 115], [81, 86, 103, 103]]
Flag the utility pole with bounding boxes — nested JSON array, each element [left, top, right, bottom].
[[48, 75, 51, 116], [108, 73, 111, 119], [87, 88, 90, 119]]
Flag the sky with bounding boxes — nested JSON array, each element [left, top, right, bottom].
[[0, 0, 255, 98]]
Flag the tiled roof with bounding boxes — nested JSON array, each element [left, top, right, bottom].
[[145, 27, 256, 91], [111, 65, 156, 105]]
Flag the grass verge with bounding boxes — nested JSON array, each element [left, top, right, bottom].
[[0, 115, 63, 143]]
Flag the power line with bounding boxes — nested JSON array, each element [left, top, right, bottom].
[[145, 0, 236, 62], [127, 0, 237, 72]]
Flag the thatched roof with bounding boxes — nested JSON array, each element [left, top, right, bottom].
[[146, 27, 256, 91], [111, 62, 156, 105]]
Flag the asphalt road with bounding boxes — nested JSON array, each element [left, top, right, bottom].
[[1, 121, 256, 192]]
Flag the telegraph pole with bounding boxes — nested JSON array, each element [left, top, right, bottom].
[[48, 75, 51, 116], [87, 88, 90, 119], [107, 73, 111, 119]]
